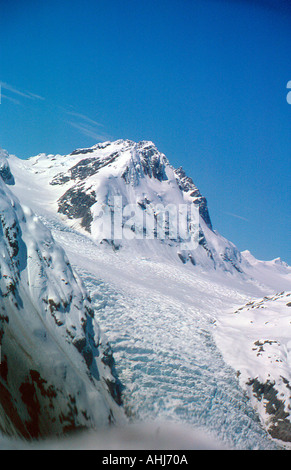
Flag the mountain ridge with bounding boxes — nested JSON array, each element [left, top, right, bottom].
[[6, 140, 247, 274], [0, 156, 124, 439]]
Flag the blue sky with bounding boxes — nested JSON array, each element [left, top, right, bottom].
[[0, 0, 290, 263]]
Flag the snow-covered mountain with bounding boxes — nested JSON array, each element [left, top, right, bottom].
[[0, 156, 123, 439], [1, 140, 290, 449], [9, 140, 244, 273]]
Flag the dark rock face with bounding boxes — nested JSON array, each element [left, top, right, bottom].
[[221, 247, 243, 273], [51, 153, 119, 186], [101, 344, 124, 406], [52, 151, 121, 233], [0, 209, 27, 304], [58, 186, 96, 232], [50, 174, 71, 185], [122, 143, 168, 184], [0, 159, 15, 185], [138, 144, 168, 182], [70, 142, 112, 155], [18, 370, 59, 438], [70, 148, 95, 156], [247, 378, 291, 442], [174, 167, 212, 230], [70, 153, 119, 181]]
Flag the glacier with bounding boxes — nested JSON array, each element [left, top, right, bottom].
[[0, 140, 290, 449]]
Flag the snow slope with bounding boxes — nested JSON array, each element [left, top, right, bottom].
[[26, 212, 279, 449], [215, 291, 291, 447], [0, 156, 123, 439], [4, 141, 291, 448]]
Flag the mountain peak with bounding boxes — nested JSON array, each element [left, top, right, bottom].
[[0, 148, 9, 159], [69, 139, 157, 157], [7, 140, 251, 274]]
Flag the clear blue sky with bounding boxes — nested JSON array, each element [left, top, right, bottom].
[[0, 0, 290, 263]]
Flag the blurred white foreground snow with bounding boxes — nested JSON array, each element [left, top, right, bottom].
[[0, 421, 227, 450]]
